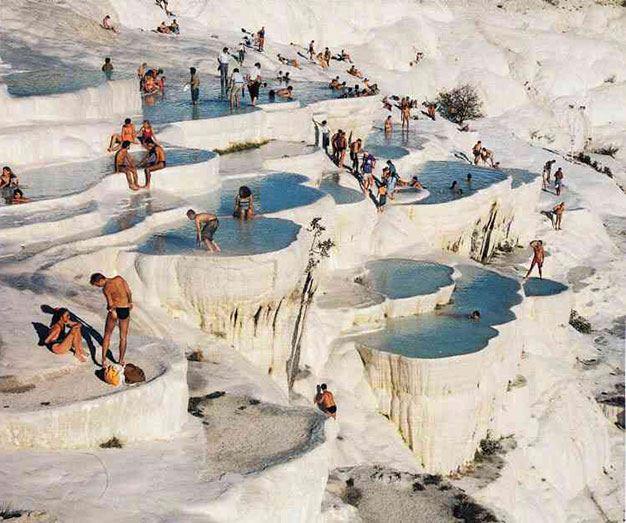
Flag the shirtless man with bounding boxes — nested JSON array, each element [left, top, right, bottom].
[[187, 209, 220, 252], [44, 308, 87, 362], [276, 86, 294, 99], [542, 159, 556, 190], [314, 383, 337, 419], [349, 137, 363, 172], [108, 118, 137, 152], [114, 141, 140, 190], [308, 40, 315, 60], [139, 140, 166, 188], [401, 103, 411, 131], [552, 202, 565, 230], [472, 141, 482, 165], [90, 273, 133, 367], [481, 147, 495, 167], [524, 240, 545, 279], [336, 130, 348, 167]]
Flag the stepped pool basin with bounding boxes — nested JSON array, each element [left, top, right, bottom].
[[13, 147, 214, 202], [319, 175, 364, 205], [143, 78, 341, 125], [363, 259, 455, 300], [523, 277, 568, 297], [137, 216, 301, 256], [405, 161, 508, 205], [186, 172, 324, 215], [354, 265, 522, 358]]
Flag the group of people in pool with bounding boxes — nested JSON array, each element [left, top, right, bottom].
[[137, 63, 166, 95], [107, 118, 165, 190], [0, 166, 29, 204]]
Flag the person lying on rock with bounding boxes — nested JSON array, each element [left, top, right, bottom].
[[90, 273, 133, 367], [187, 209, 221, 253], [44, 308, 87, 362], [315, 384, 337, 419]]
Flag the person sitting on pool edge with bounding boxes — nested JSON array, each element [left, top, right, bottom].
[[101, 15, 118, 34], [108, 118, 137, 152], [138, 139, 166, 189], [114, 141, 140, 191], [44, 308, 87, 362], [233, 186, 254, 220], [187, 209, 220, 253]]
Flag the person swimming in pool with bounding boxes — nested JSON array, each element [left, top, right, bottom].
[[44, 308, 87, 362], [450, 180, 463, 196], [90, 273, 133, 367], [234, 186, 254, 220], [9, 188, 30, 204], [114, 141, 140, 191], [524, 240, 545, 280], [468, 310, 481, 321], [276, 86, 294, 99], [138, 140, 166, 189], [187, 209, 220, 252]]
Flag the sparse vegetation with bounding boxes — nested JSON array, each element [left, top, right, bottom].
[[99, 436, 123, 449], [574, 152, 613, 178], [592, 144, 619, 158], [187, 348, 205, 362], [570, 310, 592, 334], [214, 139, 270, 155], [452, 493, 499, 522], [436, 84, 484, 125]]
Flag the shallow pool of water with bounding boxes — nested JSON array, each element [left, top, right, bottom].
[[523, 277, 568, 297], [143, 78, 340, 125], [186, 172, 324, 215], [363, 128, 427, 159], [355, 265, 522, 358], [15, 147, 214, 201], [136, 216, 301, 256], [406, 161, 507, 205], [318, 175, 364, 205], [505, 167, 538, 189], [364, 259, 455, 300]]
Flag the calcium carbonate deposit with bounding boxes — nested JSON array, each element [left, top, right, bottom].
[[0, 0, 624, 521]]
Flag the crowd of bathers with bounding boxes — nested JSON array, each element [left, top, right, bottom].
[[313, 120, 425, 213], [107, 118, 166, 190]]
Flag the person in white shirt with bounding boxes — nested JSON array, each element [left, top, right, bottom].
[[246, 62, 262, 106], [229, 68, 246, 109], [218, 47, 230, 94]]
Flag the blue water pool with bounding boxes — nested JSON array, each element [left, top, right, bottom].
[[523, 277, 568, 297], [186, 172, 323, 215], [136, 216, 301, 256], [319, 175, 364, 205], [405, 161, 507, 205], [363, 128, 427, 160], [14, 147, 214, 202], [505, 167, 538, 189], [364, 259, 454, 300], [143, 77, 340, 125], [355, 265, 522, 358]]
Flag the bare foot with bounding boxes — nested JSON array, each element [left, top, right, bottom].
[[144, 184, 151, 190], [74, 351, 87, 363]]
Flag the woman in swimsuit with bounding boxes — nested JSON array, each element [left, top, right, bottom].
[[234, 185, 254, 219], [0, 166, 19, 203], [44, 308, 87, 362], [138, 120, 157, 148]]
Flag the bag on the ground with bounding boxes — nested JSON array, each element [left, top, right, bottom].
[[104, 365, 122, 387], [124, 363, 146, 384]]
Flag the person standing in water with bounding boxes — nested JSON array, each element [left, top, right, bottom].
[[229, 67, 246, 109], [187, 67, 200, 105], [101, 57, 114, 79], [247, 62, 262, 106], [218, 47, 230, 95], [187, 209, 220, 252], [314, 383, 337, 419], [384, 114, 393, 137], [524, 240, 545, 279], [89, 273, 133, 367], [554, 167, 564, 196]]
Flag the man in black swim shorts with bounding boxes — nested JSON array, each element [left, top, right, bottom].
[[89, 272, 134, 367]]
